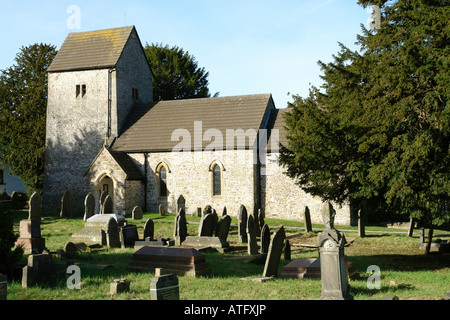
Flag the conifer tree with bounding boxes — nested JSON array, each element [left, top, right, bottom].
[[280, 0, 449, 226]]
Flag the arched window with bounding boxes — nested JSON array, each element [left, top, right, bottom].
[[160, 166, 168, 197], [213, 164, 221, 196]]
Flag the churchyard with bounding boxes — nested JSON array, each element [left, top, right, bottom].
[[3, 200, 450, 300]]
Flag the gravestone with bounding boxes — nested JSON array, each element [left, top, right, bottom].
[[110, 279, 130, 295], [182, 236, 230, 253], [150, 274, 179, 300], [0, 274, 6, 300], [120, 225, 139, 248], [177, 195, 186, 214], [196, 207, 202, 217], [203, 205, 212, 217], [143, 219, 154, 240], [28, 192, 42, 220], [102, 195, 113, 214], [72, 214, 123, 247], [15, 192, 45, 253], [215, 215, 231, 241], [304, 206, 312, 233], [258, 209, 265, 233], [99, 190, 108, 214], [253, 206, 261, 235], [174, 208, 188, 245], [238, 205, 248, 243], [262, 226, 286, 277], [60, 191, 73, 218], [83, 193, 95, 221], [260, 224, 271, 254], [22, 253, 65, 288], [132, 206, 143, 220], [159, 204, 165, 216], [284, 239, 291, 260], [106, 217, 121, 248], [222, 206, 227, 217], [358, 209, 365, 238], [247, 214, 258, 255], [318, 202, 353, 300], [198, 213, 216, 237]]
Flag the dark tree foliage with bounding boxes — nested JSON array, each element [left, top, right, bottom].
[[144, 43, 215, 101], [0, 43, 57, 193], [280, 0, 449, 226]]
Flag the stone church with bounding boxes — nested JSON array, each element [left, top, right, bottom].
[[43, 26, 353, 225]]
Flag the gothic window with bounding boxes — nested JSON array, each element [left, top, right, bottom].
[[76, 85, 81, 98], [159, 166, 168, 197], [76, 84, 87, 98], [81, 84, 87, 97], [213, 164, 221, 196]]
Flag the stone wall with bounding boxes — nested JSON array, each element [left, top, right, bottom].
[[128, 149, 257, 217], [262, 153, 352, 226]]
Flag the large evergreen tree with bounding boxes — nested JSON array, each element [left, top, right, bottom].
[[0, 43, 57, 193], [280, 0, 449, 226], [144, 43, 215, 101]]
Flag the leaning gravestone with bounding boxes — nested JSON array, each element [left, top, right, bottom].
[[99, 190, 108, 214], [83, 193, 95, 221], [318, 202, 353, 300], [247, 214, 258, 255], [260, 224, 271, 254], [60, 191, 73, 218], [143, 219, 155, 240], [215, 215, 231, 241], [238, 205, 248, 243], [132, 206, 143, 220], [262, 226, 286, 277], [150, 273, 179, 300], [198, 213, 216, 237]]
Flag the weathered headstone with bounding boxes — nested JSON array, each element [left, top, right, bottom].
[[198, 213, 216, 237], [262, 226, 286, 277], [159, 203, 165, 216], [222, 206, 227, 217], [174, 208, 188, 245], [258, 209, 265, 233], [99, 190, 108, 214], [304, 206, 312, 233], [150, 273, 179, 300], [247, 214, 258, 255], [28, 192, 42, 220], [284, 239, 291, 260], [253, 206, 261, 235], [106, 217, 121, 248], [110, 278, 130, 295], [16, 192, 45, 253], [132, 206, 143, 220], [203, 205, 212, 217], [60, 191, 73, 218], [143, 219, 155, 240], [260, 224, 271, 254], [102, 195, 113, 214], [177, 195, 186, 214], [120, 225, 139, 248], [318, 202, 353, 300], [358, 209, 365, 238], [22, 253, 65, 288], [215, 215, 231, 241], [83, 193, 95, 221], [0, 274, 6, 300], [238, 205, 248, 243]]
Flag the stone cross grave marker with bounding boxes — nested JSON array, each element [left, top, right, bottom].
[[238, 205, 248, 243], [262, 226, 286, 278], [150, 273, 179, 300], [83, 193, 95, 221]]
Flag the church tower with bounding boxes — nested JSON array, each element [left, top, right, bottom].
[[43, 26, 153, 211]]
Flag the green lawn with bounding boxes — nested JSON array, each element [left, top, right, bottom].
[[6, 210, 450, 300]]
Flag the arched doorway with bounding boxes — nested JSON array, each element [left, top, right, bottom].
[[99, 175, 114, 205]]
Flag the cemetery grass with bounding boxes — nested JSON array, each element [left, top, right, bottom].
[[7, 210, 450, 300]]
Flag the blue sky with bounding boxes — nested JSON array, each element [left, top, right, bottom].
[[0, 0, 371, 108]]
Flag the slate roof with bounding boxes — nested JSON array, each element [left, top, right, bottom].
[[108, 150, 144, 181], [47, 26, 135, 72], [267, 107, 289, 151], [112, 94, 275, 153]]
